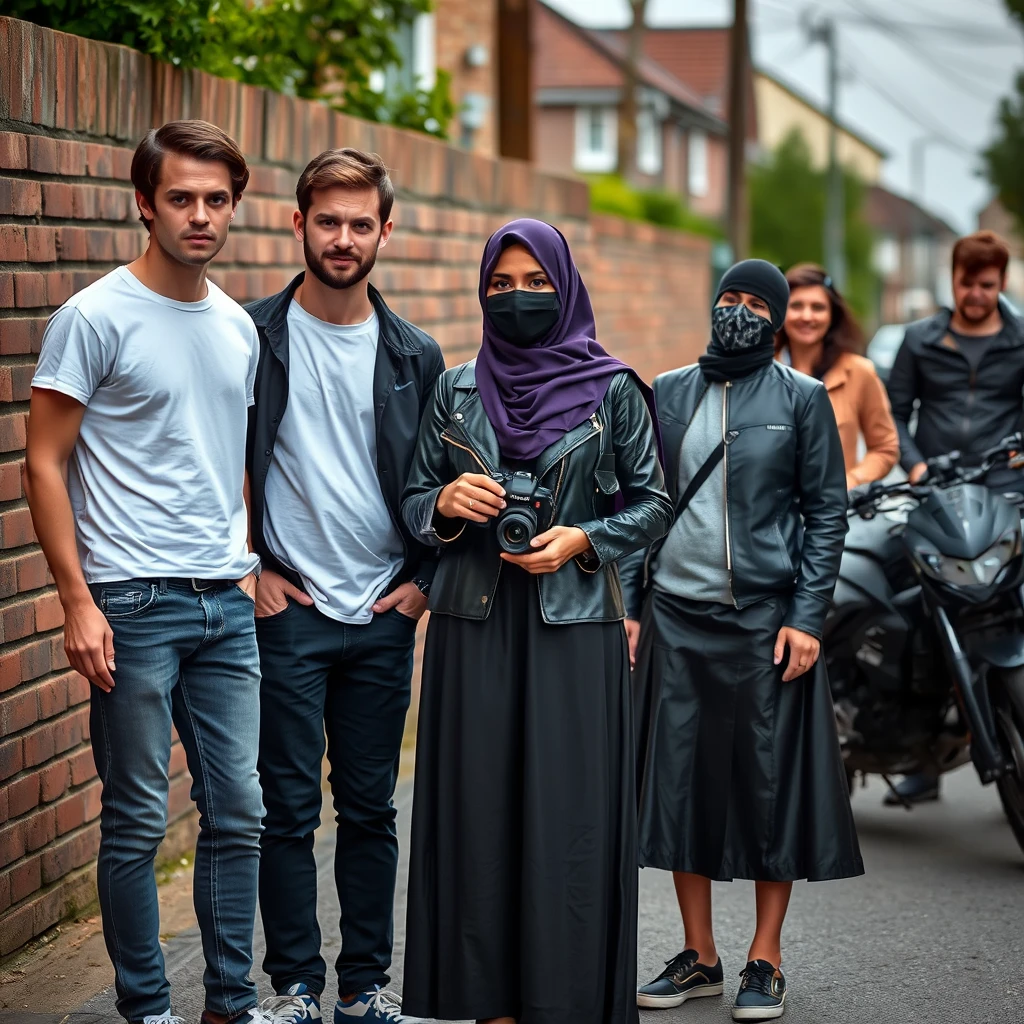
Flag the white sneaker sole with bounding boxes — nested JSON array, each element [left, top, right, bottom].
[[731, 990, 786, 1020], [637, 982, 724, 1009]]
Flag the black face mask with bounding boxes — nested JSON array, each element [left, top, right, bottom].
[[486, 290, 561, 346]]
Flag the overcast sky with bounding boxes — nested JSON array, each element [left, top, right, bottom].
[[543, 0, 1024, 233]]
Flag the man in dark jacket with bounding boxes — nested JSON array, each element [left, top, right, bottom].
[[245, 149, 444, 1024], [886, 230, 1023, 805]]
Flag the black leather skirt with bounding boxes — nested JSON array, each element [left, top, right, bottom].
[[634, 588, 864, 882]]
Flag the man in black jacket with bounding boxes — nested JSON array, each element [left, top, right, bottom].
[[245, 149, 444, 1024], [887, 230, 1023, 805]]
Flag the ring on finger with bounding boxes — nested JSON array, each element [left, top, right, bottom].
[[468, 499, 475, 509]]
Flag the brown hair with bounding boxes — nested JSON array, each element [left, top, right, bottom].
[[131, 120, 249, 231], [296, 149, 395, 223], [775, 262, 864, 379], [952, 230, 1010, 279]]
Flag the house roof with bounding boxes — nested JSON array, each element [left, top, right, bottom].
[[865, 185, 957, 238], [596, 26, 757, 139], [534, 3, 727, 133], [756, 69, 888, 159]]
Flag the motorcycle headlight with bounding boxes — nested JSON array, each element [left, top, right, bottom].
[[915, 529, 1021, 587]]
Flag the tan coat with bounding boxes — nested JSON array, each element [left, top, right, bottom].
[[778, 350, 899, 488]]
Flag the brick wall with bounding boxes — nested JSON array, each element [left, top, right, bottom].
[[0, 15, 710, 954]]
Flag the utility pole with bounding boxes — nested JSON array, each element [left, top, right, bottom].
[[617, 0, 647, 183], [727, 0, 749, 260], [808, 15, 844, 289]]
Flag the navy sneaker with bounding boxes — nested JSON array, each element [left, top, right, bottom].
[[637, 949, 725, 1008], [334, 987, 426, 1022], [732, 960, 786, 1021], [261, 984, 322, 1022]]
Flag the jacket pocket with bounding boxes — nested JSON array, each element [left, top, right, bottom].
[[773, 521, 795, 578], [594, 452, 620, 495]]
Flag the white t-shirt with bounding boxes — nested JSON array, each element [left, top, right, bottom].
[[263, 301, 404, 624], [32, 266, 260, 584]]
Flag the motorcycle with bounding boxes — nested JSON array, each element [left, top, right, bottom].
[[824, 434, 1024, 855]]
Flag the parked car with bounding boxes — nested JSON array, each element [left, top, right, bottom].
[[866, 324, 906, 385]]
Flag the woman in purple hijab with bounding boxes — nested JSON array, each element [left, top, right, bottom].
[[400, 219, 672, 1024]]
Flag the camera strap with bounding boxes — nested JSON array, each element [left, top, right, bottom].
[[673, 440, 726, 520]]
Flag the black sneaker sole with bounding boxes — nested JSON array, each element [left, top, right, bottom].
[[637, 982, 725, 1009]]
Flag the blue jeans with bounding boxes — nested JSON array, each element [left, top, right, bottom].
[[256, 600, 417, 997], [89, 579, 264, 1022]]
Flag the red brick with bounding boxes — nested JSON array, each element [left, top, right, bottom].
[[85, 143, 113, 178], [9, 853, 42, 903], [27, 136, 58, 174], [0, 179, 42, 218], [13, 272, 46, 308], [0, 505, 35, 546], [0, 560, 17, 599], [2, 596, 36, 643], [11, 364, 34, 402], [40, 759, 70, 802], [21, 716, 56, 768], [0, 734, 24, 781], [45, 271, 74, 306], [67, 745, 96, 786], [0, 225, 27, 262], [0, 272, 13, 307], [41, 182, 74, 218], [23, 807, 57, 851], [49, 634, 69, 671], [0, 133, 29, 170], [66, 671, 89, 707], [34, 592, 64, 632], [0, 819, 26, 869], [0, 863, 10, 913], [40, 822, 99, 884], [0, 687, 37, 736], [36, 675, 68, 719], [14, 550, 49, 592], [54, 789, 86, 836], [7, 770, 41, 818], [0, 901, 34, 956], [25, 226, 57, 263], [55, 226, 88, 261], [0, 318, 42, 356], [55, 139, 87, 176], [0, 366, 12, 404], [51, 707, 88, 756], [0, 786, 8, 825], [0, 650, 21, 693], [22, 636, 53, 684]]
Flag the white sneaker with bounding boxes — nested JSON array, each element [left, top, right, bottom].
[[333, 986, 427, 1023], [261, 983, 323, 1023], [142, 1014, 184, 1024]]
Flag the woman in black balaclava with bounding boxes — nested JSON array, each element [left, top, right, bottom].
[[620, 260, 863, 1022]]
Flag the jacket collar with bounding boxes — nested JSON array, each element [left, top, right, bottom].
[[248, 271, 423, 361], [921, 297, 1024, 350], [451, 360, 603, 480]]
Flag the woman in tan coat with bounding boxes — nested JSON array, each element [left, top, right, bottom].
[[776, 263, 898, 488]]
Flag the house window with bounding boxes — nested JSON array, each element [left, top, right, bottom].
[[688, 129, 709, 198], [371, 13, 436, 96], [636, 109, 662, 176], [574, 107, 617, 173], [873, 236, 900, 276]]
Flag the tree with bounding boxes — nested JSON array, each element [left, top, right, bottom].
[[7, 0, 454, 138], [983, 1, 1024, 231], [750, 129, 876, 320], [616, 0, 647, 182]]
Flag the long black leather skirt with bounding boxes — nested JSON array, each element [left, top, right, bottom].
[[634, 588, 864, 882], [403, 565, 639, 1024]]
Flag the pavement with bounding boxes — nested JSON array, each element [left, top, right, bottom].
[[2, 767, 1023, 1024]]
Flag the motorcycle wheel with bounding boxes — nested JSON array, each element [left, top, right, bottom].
[[994, 667, 1024, 857]]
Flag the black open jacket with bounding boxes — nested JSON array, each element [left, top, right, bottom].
[[245, 273, 446, 593], [619, 362, 848, 639], [887, 298, 1024, 478], [401, 362, 673, 624]]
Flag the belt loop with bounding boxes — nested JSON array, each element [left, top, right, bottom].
[[158, 578, 168, 594]]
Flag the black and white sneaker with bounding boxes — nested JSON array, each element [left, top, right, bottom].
[[732, 960, 786, 1020], [637, 949, 725, 1008]]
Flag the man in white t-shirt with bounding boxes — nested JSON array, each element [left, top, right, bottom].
[[25, 121, 268, 1024], [244, 150, 444, 1024]]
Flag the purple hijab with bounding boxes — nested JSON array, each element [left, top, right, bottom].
[[475, 218, 656, 462]]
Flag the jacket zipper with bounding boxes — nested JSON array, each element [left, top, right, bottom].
[[552, 414, 603, 510], [723, 381, 737, 607], [440, 430, 490, 474]]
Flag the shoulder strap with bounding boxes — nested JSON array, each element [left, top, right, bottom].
[[674, 440, 726, 520]]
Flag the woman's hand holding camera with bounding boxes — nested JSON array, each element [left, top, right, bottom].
[[437, 473, 507, 523], [500, 526, 591, 574]]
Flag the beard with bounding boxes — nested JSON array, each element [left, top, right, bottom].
[[304, 234, 379, 290], [958, 299, 999, 324]]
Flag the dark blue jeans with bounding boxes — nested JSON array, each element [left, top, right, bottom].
[[89, 579, 263, 1022], [256, 600, 417, 998]]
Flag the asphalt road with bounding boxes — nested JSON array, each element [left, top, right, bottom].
[[66, 768, 1024, 1024]]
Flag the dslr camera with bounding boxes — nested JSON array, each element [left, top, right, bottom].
[[493, 471, 555, 554]]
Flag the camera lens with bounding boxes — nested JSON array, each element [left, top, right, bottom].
[[497, 509, 536, 554]]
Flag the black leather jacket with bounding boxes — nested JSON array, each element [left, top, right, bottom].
[[887, 298, 1024, 482], [619, 362, 848, 639], [401, 362, 673, 624]]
